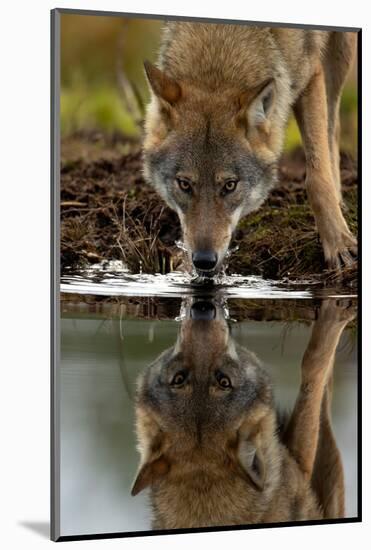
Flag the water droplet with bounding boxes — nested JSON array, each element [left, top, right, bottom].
[[175, 240, 188, 252]]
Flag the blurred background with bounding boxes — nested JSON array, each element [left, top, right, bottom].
[[60, 13, 358, 154]]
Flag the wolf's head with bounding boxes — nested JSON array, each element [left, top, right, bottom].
[[131, 300, 279, 512], [143, 62, 281, 275]]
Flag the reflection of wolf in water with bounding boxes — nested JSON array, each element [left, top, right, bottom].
[[131, 299, 354, 529]]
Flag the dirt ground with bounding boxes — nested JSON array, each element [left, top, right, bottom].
[[60, 131, 358, 288]]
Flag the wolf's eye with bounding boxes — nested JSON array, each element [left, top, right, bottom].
[[176, 178, 192, 193], [170, 370, 188, 386], [222, 180, 239, 195], [216, 371, 232, 389]]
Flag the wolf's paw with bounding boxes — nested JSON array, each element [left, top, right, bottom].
[[301, 298, 356, 384], [323, 230, 357, 272], [317, 298, 357, 325]]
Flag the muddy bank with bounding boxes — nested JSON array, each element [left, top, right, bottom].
[[60, 131, 358, 287]]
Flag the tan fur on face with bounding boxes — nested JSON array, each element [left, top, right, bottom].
[[180, 203, 232, 262]]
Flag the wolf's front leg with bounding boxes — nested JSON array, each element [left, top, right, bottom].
[[294, 66, 357, 271], [283, 298, 356, 478]]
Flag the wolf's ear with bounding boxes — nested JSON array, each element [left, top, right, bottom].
[[235, 438, 266, 491], [131, 455, 170, 496], [131, 429, 170, 496], [144, 60, 182, 106], [237, 78, 276, 130]]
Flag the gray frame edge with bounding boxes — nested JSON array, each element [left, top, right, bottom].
[[55, 7, 361, 32], [51, 8, 61, 542]]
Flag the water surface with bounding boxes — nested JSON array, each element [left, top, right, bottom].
[[59, 286, 358, 537]]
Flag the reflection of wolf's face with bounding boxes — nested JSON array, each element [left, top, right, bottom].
[[138, 302, 271, 438], [131, 300, 280, 528]]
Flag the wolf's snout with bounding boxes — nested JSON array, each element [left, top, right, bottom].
[[192, 250, 218, 272], [190, 301, 216, 321]]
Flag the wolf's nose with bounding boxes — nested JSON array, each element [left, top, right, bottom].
[[192, 250, 218, 272], [190, 301, 216, 320]]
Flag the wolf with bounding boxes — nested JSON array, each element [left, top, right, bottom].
[[131, 298, 353, 529], [142, 23, 357, 276]]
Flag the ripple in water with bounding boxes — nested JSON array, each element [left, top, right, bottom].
[[60, 260, 356, 300]]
